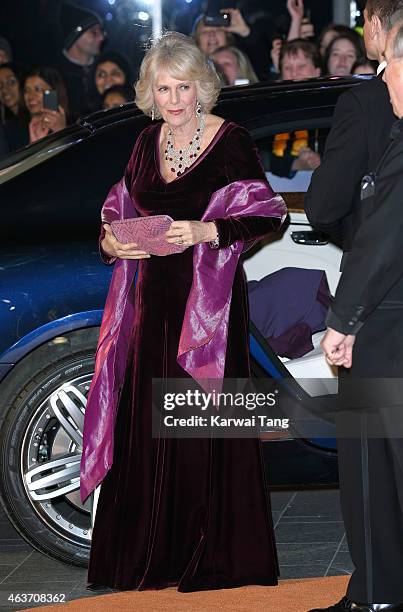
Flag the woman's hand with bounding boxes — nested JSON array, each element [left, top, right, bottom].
[[29, 107, 67, 143], [41, 106, 66, 133], [101, 224, 151, 259], [29, 115, 50, 143], [165, 220, 217, 247]]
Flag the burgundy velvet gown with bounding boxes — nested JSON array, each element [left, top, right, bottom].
[[87, 120, 280, 592]]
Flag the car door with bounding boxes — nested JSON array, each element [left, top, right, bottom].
[[244, 126, 342, 294]]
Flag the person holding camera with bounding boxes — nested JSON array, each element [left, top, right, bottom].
[[193, 8, 270, 81], [267, 0, 315, 81], [23, 67, 68, 144], [2, 65, 69, 151]]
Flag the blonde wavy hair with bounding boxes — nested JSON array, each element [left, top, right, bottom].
[[212, 45, 259, 85], [135, 32, 221, 119]]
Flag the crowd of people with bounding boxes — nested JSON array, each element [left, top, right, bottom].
[[0, 1, 374, 155]]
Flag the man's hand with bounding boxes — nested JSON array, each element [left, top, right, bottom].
[[321, 328, 356, 368]]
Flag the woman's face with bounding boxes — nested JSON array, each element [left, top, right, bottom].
[[328, 39, 358, 76], [320, 30, 338, 57], [211, 50, 239, 86], [24, 76, 51, 115], [95, 61, 126, 95], [197, 24, 227, 55], [0, 67, 20, 113], [153, 71, 198, 130]]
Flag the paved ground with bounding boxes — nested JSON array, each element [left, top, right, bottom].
[[0, 489, 353, 610]]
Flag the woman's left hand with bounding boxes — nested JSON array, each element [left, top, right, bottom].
[[29, 115, 50, 143], [165, 220, 217, 247]]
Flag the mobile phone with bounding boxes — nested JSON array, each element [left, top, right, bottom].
[[203, 12, 231, 28], [43, 89, 58, 112]]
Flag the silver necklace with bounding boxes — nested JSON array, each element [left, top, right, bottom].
[[165, 113, 206, 177]]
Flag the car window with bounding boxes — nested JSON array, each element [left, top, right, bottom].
[[256, 126, 331, 210], [242, 122, 342, 298], [0, 115, 150, 245]]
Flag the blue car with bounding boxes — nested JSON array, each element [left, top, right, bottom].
[[0, 77, 361, 566]]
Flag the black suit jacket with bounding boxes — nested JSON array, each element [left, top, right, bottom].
[[327, 121, 403, 334], [305, 76, 396, 252]]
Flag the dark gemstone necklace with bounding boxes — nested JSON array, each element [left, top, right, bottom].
[[165, 113, 206, 177]]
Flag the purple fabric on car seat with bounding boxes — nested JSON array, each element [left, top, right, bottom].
[[248, 267, 331, 358], [266, 322, 313, 359]]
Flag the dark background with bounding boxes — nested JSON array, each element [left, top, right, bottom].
[[0, 1, 334, 76]]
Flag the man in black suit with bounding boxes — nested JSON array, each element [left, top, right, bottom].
[[305, 2, 403, 611]]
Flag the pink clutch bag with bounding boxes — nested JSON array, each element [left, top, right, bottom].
[[110, 215, 186, 256]]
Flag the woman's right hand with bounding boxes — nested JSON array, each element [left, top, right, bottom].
[[101, 224, 151, 259]]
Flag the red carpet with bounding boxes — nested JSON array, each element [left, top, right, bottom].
[[22, 576, 349, 611]]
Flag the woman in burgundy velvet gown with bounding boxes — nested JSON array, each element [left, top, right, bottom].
[[84, 32, 286, 593]]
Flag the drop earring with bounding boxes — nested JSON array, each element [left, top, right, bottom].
[[151, 104, 155, 121], [196, 100, 202, 117]]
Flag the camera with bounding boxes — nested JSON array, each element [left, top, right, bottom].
[[203, 12, 231, 28]]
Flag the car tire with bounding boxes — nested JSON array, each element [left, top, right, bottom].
[[0, 330, 98, 567]]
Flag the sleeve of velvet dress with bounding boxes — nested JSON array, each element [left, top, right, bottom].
[[98, 128, 147, 264], [213, 124, 284, 249]]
